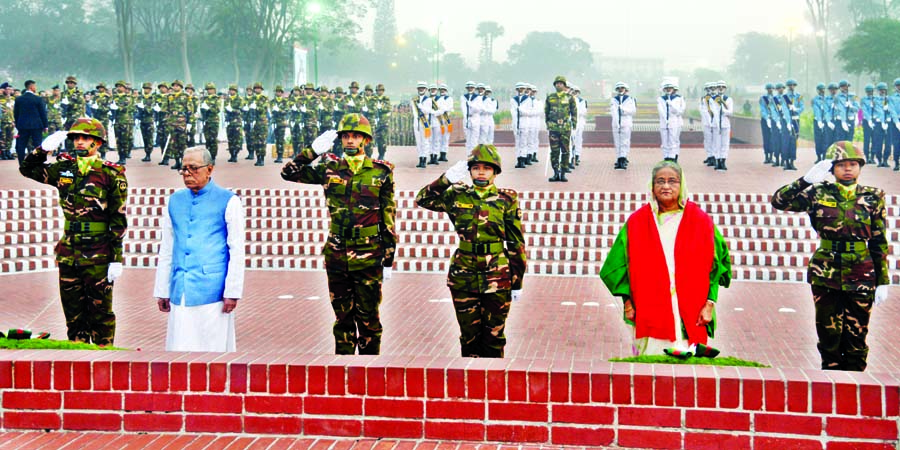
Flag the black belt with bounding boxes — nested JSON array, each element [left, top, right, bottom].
[[64, 221, 108, 233], [330, 224, 381, 239], [820, 239, 866, 253], [458, 241, 504, 255]]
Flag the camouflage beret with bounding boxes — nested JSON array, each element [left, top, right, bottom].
[[158, 82, 169, 89], [228, 84, 238, 91], [376, 84, 385, 90], [305, 83, 314, 89], [292, 85, 303, 92], [335, 87, 345, 94], [364, 84, 373, 91], [65, 76, 77, 83], [350, 81, 360, 89], [185, 83, 195, 90], [96, 83, 107, 89], [275, 85, 284, 92], [318, 84, 328, 92], [142, 82, 152, 89], [253, 82, 263, 89], [171, 79, 184, 87], [205, 82, 216, 90], [115, 80, 127, 87]]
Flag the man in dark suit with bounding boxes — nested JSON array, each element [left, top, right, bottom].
[[13, 80, 48, 163]]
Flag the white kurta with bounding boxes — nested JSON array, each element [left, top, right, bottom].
[[632, 210, 693, 356], [153, 194, 246, 352]]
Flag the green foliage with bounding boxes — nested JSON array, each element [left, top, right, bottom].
[[610, 355, 769, 367], [0, 338, 124, 350], [836, 18, 900, 81], [729, 32, 792, 84], [506, 32, 594, 86]]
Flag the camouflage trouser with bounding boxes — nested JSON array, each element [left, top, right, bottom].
[[291, 124, 304, 153], [188, 119, 197, 146], [140, 121, 155, 154], [0, 122, 13, 155], [156, 120, 169, 153], [167, 123, 188, 161], [243, 124, 253, 156], [304, 126, 319, 154], [548, 130, 571, 171], [250, 120, 268, 162], [115, 123, 133, 160], [204, 121, 220, 160], [273, 122, 287, 157], [226, 123, 243, 157], [375, 126, 388, 159], [327, 265, 384, 355], [812, 285, 874, 371], [450, 288, 511, 358], [58, 263, 115, 345]]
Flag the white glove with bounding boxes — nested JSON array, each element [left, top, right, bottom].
[[803, 159, 833, 184], [841, 121, 849, 132], [272, 105, 280, 112], [895, 121, 900, 131], [333, 105, 339, 111], [225, 105, 233, 112], [90, 102, 98, 109], [109, 102, 119, 110], [845, 101, 852, 108], [61, 97, 70, 105], [107, 262, 123, 283], [153, 104, 161, 112], [312, 129, 339, 155], [200, 102, 209, 110], [136, 102, 145, 109], [362, 106, 368, 112], [317, 103, 324, 110], [883, 123, 889, 131], [766, 119, 772, 128], [511, 290, 522, 302], [869, 120, 875, 129], [789, 105, 796, 112], [291, 105, 297, 111], [776, 122, 782, 130], [348, 100, 355, 107], [250, 102, 257, 109], [884, 105, 890, 111], [787, 123, 793, 133], [54, 103, 61, 110], [187, 124, 192, 132], [874, 285, 889, 307], [40, 130, 69, 152], [300, 106, 307, 113], [817, 121, 824, 129], [827, 121, 835, 130], [444, 160, 469, 184], [383, 267, 392, 281], [242, 106, 249, 112]]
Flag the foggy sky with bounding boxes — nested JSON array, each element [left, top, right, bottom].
[[363, 0, 808, 72]]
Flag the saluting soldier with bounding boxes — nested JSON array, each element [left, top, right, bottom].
[[771, 141, 890, 371], [280, 114, 396, 355], [545, 75, 577, 182], [185, 84, 199, 147], [19, 119, 128, 345], [415, 145, 526, 358], [241, 85, 254, 160]]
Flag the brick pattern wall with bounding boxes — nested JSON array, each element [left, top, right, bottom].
[[1, 351, 897, 449]]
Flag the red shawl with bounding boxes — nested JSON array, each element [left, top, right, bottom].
[[626, 201, 713, 344]]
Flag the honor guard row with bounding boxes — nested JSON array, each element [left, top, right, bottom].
[[699, 80, 734, 171], [411, 82, 456, 168]]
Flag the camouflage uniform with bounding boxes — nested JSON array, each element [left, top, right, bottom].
[[111, 82, 135, 164], [200, 83, 222, 161], [249, 83, 269, 166], [136, 83, 156, 161], [164, 80, 194, 169], [0, 94, 14, 159], [185, 85, 199, 147], [545, 76, 577, 180], [19, 118, 128, 345], [771, 142, 889, 371], [224, 85, 244, 162], [372, 85, 391, 160], [93, 86, 112, 158], [61, 77, 86, 153], [280, 114, 397, 355], [154, 83, 170, 161], [270, 86, 289, 163], [289, 87, 305, 155], [242, 86, 254, 159], [47, 93, 63, 134], [302, 85, 320, 150], [346, 81, 363, 116], [415, 145, 527, 357]]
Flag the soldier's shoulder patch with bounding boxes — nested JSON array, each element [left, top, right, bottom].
[[372, 159, 394, 170], [103, 160, 125, 173], [116, 178, 128, 192], [498, 188, 519, 202]]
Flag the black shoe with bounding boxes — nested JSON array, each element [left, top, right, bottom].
[[532, 154, 539, 163], [707, 156, 717, 167], [614, 157, 625, 170], [523, 155, 532, 165], [428, 154, 439, 165], [559, 170, 568, 182], [274, 153, 283, 163], [718, 159, 728, 171], [549, 169, 560, 182], [228, 155, 237, 163], [141, 153, 151, 162], [764, 154, 771, 164], [158, 156, 170, 166], [416, 157, 426, 168], [171, 161, 181, 170], [377, 151, 385, 160], [894, 162, 900, 171], [116, 158, 127, 165], [575, 156, 580, 166], [674, 155, 679, 162], [624, 158, 629, 168], [439, 152, 448, 162], [245, 152, 254, 160], [515, 157, 525, 168], [664, 157, 674, 162], [704, 156, 713, 165]]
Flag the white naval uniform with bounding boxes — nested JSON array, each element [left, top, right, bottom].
[[573, 96, 588, 158], [700, 95, 715, 160], [657, 94, 685, 159], [479, 96, 497, 144], [610, 94, 636, 159], [438, 94, 454, 154], [429, 95, 443, 157], [412, 94, 434, 158], [710, 95, 733, 159]]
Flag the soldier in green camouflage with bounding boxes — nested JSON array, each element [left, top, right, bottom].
[[415, 145, 527, 357], [162, 80, 195, 170], [281, 113, 396, 355], [19, 118, 128, 345], [772, 141, 890, 371], [346, 81, 363, 116], [302, 83, 320, 151], [154, 82, 170, 163], [269, 85, 289, 163], [136, 82, 156, 161], [185, 84, 198, 147], [545, 75, 577, 182], [61, 76, 86, 154], [47, 85, 63, 135], [371, 84, 391, 160], [248, 82, 269, 166], [0, 84, 14, 160], [92, 83, 112, 159], [224, 84, 244, 163], [289, 86, 304, 155], [241, 85, 254, 160], [200, 82, 222, 162], [111, 81, 135, 164]]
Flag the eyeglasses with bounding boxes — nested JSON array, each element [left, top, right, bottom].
[[654, 178, 681, 187], [178, 164, 209, 175]]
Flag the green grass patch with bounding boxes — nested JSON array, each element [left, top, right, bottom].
[[610, 355, 768, 367], [0, 338, 125, 351]]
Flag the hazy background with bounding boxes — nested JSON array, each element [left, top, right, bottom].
[[2, 0, 898, 101]]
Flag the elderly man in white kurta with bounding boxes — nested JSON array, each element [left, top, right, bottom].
[[154, 148, 246, 352]]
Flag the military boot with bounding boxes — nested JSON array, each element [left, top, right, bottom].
[[549, 169, 560, 182], [532, 153, 539, 163], [171, 157, 182, 170], [417, 157, 426, 168], [245, 149, 254, 160], [377, 150, 385, 160], [141, 150, 151, 162], [894, 161, 900, 171], [228, 150, 237, 163], [764, 153, 771, 164], [158, 155, 170, 166], [439, 152, 448, 162], [428, 154, 439, 165], [255, 152, 265, 167], [523, 155, 532, 165], [274, 151, 283, 163], [116, 151, 127, 165], [515, 157, 525, 168], [558, 169, 568, 182], [772, 155, 781, 167], [575, 155, 580, 166], [614, 157, 625, 170]]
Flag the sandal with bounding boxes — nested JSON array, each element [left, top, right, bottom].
[[695, 344, 720, 358]]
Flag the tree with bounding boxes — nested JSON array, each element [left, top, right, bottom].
[[806, 0, 832, 80], [372, 0, 397, 54], [729, 32, 791, 84], [114, 0, 136, 83], [505, 32, 593, 86], [836, 18, 900, 80], [476, 21, 504, 67]]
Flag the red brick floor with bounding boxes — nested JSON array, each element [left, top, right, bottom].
[[1, 144, 897, 195], [3, 269, 897, 373], [0, 432, 599, 450]]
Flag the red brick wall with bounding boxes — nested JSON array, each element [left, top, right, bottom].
[[1, 350, 897, 449]]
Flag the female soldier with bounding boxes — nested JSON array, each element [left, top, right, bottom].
[[772, 141, 889, 371], [416, 145, 527, 358]]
